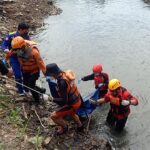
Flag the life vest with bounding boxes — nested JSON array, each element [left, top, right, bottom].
[[94, 73, 108, 91], [109, 87, 130, 119], [58, 70, 81, 105], [17, 40, 39, 73]]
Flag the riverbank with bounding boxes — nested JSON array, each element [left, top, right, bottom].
[[0, 0, 62, 42], [0, 77, 112, 150], [0, 0, 112, 149]]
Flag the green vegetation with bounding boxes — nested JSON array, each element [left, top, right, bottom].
[[0, 142, 6, 150], [7, 108, 24, 126], [0, 93, 30, 140], [28, 127, 43, 150]]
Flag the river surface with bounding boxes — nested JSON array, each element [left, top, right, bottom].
[[34, 0, 150, 149]]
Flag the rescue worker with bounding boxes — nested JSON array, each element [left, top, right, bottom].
[[0, 60, 13, 77], [45, 63, 83, 135], [81, 64, 109, 98], [11, 36, 46, 105], [92, 79, 138, 132], [1, 22, 30, 96]]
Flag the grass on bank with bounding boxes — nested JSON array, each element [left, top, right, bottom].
[[0, 92, 44, 150]]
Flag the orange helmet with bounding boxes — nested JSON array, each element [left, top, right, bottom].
[[108, 79, 121, 91], [93, 64, 103, 73], [11, 36, 26, 49]]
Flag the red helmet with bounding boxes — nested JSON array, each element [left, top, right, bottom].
[[93, 64, 103, 73]]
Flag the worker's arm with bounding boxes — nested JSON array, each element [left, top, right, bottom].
[[1, 34, 16, 60], [124, 90, 139, 106], [32, 48, 46, 74], [81, 73, 94, 81], [97, 93, 120, 106], [1, 35, 10, 52]]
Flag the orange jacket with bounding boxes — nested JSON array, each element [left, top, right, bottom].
[[18, 41, 46, 74], [57, 71, 81, 106], [104, 87, 138, 119]]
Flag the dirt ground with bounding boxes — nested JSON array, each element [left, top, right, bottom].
[[0, 0, 62, 31], [0, 77, 112, 150]]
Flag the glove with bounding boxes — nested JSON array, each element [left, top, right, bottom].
[[121, 100, 130, 106], [97, 83, 104, 88], [4, 49, 9, 53], [42, 94, 53, 101], [89, 98, 98, 105], [48, 96, 54, 101], [42, 94, 49, 101]]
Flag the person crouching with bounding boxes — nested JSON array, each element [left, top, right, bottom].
[[46, 63, 83, 135]]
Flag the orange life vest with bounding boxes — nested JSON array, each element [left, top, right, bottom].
[[94, 75, 104, 86], [58, 70, 81, 105], [17, 41, 39, 73], [109, 87, 131, 120], [94, 73, 108, 91]]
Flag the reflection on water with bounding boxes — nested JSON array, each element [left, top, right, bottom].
[[34, 0, 150, 149]]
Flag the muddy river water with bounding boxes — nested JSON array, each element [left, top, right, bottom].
[[34, 0, 150, 149]]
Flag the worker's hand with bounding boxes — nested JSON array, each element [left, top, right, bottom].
[[6, 68, 13, 78], [42, 94, 49, 101], [109, 95, 120, 106], [4, 49, 9, 53], [89, 98, 97, 105], [121, 100, 130, 106], [81, 77, 85, 81], [48, 96, 54, 101], [42, 94, 53, 101], [97, 83, 103, 88]]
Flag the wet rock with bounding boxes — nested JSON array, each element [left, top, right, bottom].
[[47, 0, 53, 5], [23, 135, 28, 143], [43, 137, 52, 145], [0, 6, 3, 14], [8, 90, 16, 95], [0, 86, 5, 92], [0, 0, 3, 4], [2, 9, 6, 14], [0, 27, 9, 34], [48, 118, 56, 126], [2, 0, 16, 4], [20, 4, 25, 9], [69, 133, 74, 137], [91, 140, 97, 146], [5, 84, 17, 91], [15, 97, 26, 102], [15, 12, 23, 16]]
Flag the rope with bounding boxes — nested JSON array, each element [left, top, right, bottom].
[[0, 75, 52, 98]]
